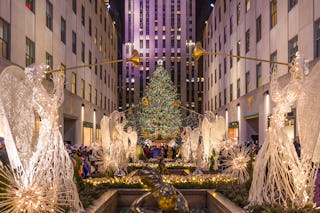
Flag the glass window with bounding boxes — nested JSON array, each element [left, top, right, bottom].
[[26, 0, 35, 12], [230, 16, 233, 35], [81, 79, 85, 98], [315, 18, 320, 58], [230, 50, 233, 68], [288, 35, 298, 62], [256, 63, 262, 88], [219, 92, 221, 107], [81, 42, 85, 62], [71, 72, 76, 94], [72, 31, 76, 54], [256, 15, 261, 42], [237, 2, 241, 25], [288, 0, 298, 11], [100, 65, 102, 80], [270, 0, 277, 28], [95, 58, 97, 74], [245, 71, 250, 93], [237, 78, 240, 98], [89, 51, 92, 69], [46, 0, 53, 30], [230, 83, 233, 102], [45, 52, 53, 69], [0, 18, 9, 59], [224, 88, 227, 105], [89, 84, 92, 102], [245, 29, 250, 53], [26, 37, 35, 66], [246, 0, 251, 12], [81, 5, 85, 26], [72, 0, 76, 14], [270, 51, 277, 71], [89, 18, 92, 36], [94, 89, 97, 105], [61, 17, 66, 44], [237, 41, 240, 61]]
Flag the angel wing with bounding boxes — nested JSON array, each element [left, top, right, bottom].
[[297, 60, 320, 162], [0, 65, 36, 172]]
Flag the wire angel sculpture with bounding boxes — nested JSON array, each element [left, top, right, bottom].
[[0, 65, 83, 212], [199, 113, 226, 170], [100, 111, 135, 173], [249, 53, 320, 207]]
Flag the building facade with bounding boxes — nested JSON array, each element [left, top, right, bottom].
[[203, 0, 320, 144], [0, 0, 118, 146], [120, 0, 203, 115]]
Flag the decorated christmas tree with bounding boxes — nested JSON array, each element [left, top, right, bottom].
[[138, 60, 182, 141]]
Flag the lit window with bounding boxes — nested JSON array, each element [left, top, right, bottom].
[[0, 18, 9, 59], [256, 15, 261, 42], [246, 0, 251, 12], [71, 73, 76, 94], [270, 0, 277, 28]]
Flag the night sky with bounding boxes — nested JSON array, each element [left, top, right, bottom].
[[109, 0, 214, 42]]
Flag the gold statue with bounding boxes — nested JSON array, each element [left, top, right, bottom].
[[129, 165, 189, 212]]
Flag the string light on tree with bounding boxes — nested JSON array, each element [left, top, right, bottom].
[[138, 60, 182, 141]]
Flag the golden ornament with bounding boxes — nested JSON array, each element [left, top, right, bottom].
[[142, 97, 149, 106], [142, 130, 148, 138], [174, 100, 179, 109]]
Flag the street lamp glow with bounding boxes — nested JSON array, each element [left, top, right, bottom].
[[210, 3, 215, 8]]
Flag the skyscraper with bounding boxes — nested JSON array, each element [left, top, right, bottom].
[[120, 0, 203, 115]]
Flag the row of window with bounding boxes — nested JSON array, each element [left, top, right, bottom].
[[26, 0, 115, 55], [210, 0, 299, 44]]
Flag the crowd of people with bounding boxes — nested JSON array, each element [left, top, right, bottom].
[[64, 143, 101, 179], [142, 144, 179, 159]]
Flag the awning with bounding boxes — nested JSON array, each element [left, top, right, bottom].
[[244, 113, 259, 120]]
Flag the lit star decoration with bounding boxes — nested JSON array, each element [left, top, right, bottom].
[[0, 167, 63, 213], [221, 145, 251, 184]]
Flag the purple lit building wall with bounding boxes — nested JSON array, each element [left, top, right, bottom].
[[120, 0, 203, 114]]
